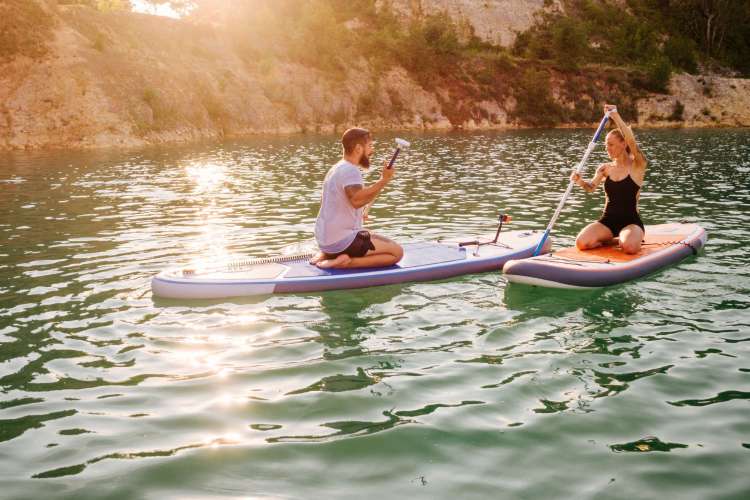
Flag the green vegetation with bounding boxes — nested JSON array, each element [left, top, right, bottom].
[[223, 0, 496, 86], [512, 68, 562, 126], [0, 1, 55, 62], [6, 0, 748, 133], [513, 0, 750, 80], [644, 56, 673, 93], [139, 87, 179, 133], [129, 0, 749, 80], [669, 100, 685, 121], [58, 0, 133, 11]]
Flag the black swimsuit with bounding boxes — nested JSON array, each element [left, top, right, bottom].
[[598, 174, 644, 236]]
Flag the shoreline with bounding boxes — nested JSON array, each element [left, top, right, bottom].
[[2, 123, 748, 155]]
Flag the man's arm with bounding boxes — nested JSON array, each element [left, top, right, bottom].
[[344, 162, 395, 209], [345, 179, 388, 209]]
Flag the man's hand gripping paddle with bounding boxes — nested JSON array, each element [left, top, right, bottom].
[[532, 112, 612, 256], [363, 138, 411, 221]]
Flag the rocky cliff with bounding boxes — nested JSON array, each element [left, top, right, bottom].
[[637, 74, 750, 128], [385, 0, 546, 46], [1, 1, 748, 151]]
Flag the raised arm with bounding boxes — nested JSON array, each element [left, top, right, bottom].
[[605, 104, 647, 170]]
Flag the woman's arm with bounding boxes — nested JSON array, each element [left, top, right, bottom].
[[571, 164, 608, 193], [605, 104, 647, 169]]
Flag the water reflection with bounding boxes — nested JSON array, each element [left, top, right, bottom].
[[313, 286, 404, 358], [0, 129, 749, 497]]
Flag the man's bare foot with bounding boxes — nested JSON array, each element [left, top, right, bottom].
[[316, 254, 351, 269], [309, 251, 325, 265]]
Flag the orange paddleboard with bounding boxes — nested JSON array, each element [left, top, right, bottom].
[[503, 223, 707, 288]]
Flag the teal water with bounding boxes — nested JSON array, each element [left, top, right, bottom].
[[1, 129, 749, 499]]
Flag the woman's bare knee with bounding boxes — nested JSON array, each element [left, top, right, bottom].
[[576, 233, 598, 250], [621, 240, 641, 254]]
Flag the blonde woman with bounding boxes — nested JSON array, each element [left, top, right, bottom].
[[570, 104, 646, 254]]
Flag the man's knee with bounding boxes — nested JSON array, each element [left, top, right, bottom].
[[393, 244, 404, 261]]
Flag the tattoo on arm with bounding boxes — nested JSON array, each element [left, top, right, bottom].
[[588, 166, 607, 191], [344, 184, 363, 203]]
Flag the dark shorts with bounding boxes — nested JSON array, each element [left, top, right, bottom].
[[326, 230, 376, 259], [598, 212, 645, 237]]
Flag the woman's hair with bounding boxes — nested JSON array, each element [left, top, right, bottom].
[[608, 129, 631, 155]]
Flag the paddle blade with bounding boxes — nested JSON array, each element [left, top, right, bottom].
[[533, 229, 551, 256]]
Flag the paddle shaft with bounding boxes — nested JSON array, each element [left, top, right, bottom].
[[364, 145, 403, 217], [532, 114, 611, 256], [387, 147, 401, 169]]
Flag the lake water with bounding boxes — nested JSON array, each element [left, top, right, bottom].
[[1, 129, 749, 499]]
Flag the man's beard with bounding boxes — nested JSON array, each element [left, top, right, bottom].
[[359, 153, 370, 168]]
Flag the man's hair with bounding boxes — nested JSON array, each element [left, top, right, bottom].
[[341, 127, 371, 155]]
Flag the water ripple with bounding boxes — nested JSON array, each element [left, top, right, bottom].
[[1, 129, 749, 498]]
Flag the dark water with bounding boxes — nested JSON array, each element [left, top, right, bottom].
[[1, 129, 749, 499]]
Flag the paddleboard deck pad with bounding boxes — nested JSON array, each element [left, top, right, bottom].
[[152, 230, 549, 299], [502, 223, 706, 289]]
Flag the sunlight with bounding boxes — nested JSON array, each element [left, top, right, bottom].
[[183, 161, 235, 269], [185, 162, 227, 194], [130, 0, 181, 18]]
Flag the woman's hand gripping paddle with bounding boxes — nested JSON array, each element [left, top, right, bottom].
[[363, 138, 411, 221], [532, 113, 611, 256]]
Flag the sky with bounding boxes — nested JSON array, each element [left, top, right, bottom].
[[130, 0, 181, 18]]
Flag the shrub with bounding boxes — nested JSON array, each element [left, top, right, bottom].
[[511, 30, 532, 57], [512, 68, 563, 125], [95, 0, 131, 12], [664, 36, 698, 74], [644, 56, 672, 93], [668, 100, 684, 121], [551, 17, 588, 70], [143, 88, 158, 107], [611, 21, 658, 64], [0, 0, 55, 62], [92, 32, 108, 52]]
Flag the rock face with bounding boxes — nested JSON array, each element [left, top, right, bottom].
[[385, 0, 546, 46], [1, 4, 464, 150], [637, 74, 750, 128], [0, 1, 748, 151]]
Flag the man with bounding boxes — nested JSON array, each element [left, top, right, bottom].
[[311, 128, 404, 269]]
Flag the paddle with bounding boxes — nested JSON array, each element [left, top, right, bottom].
[[532, 112, 612, 256]]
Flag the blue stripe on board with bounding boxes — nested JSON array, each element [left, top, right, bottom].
[[284, 243, 465, 278]]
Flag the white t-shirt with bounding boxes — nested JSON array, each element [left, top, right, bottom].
[[315, 160, 364, 253]]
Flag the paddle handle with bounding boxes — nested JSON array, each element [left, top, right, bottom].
[[365, 146, 402, 219], [532, 114, 610, 256], [387, 148, 401, 169]]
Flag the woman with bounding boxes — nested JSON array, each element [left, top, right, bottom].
[[570, 104, 646, 254]]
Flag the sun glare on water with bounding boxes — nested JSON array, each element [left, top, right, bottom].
[[182, 161, 236, 268], [185, 162, 227, 194]]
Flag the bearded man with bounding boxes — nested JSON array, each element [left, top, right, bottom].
[[311, 128, 403, 269]]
